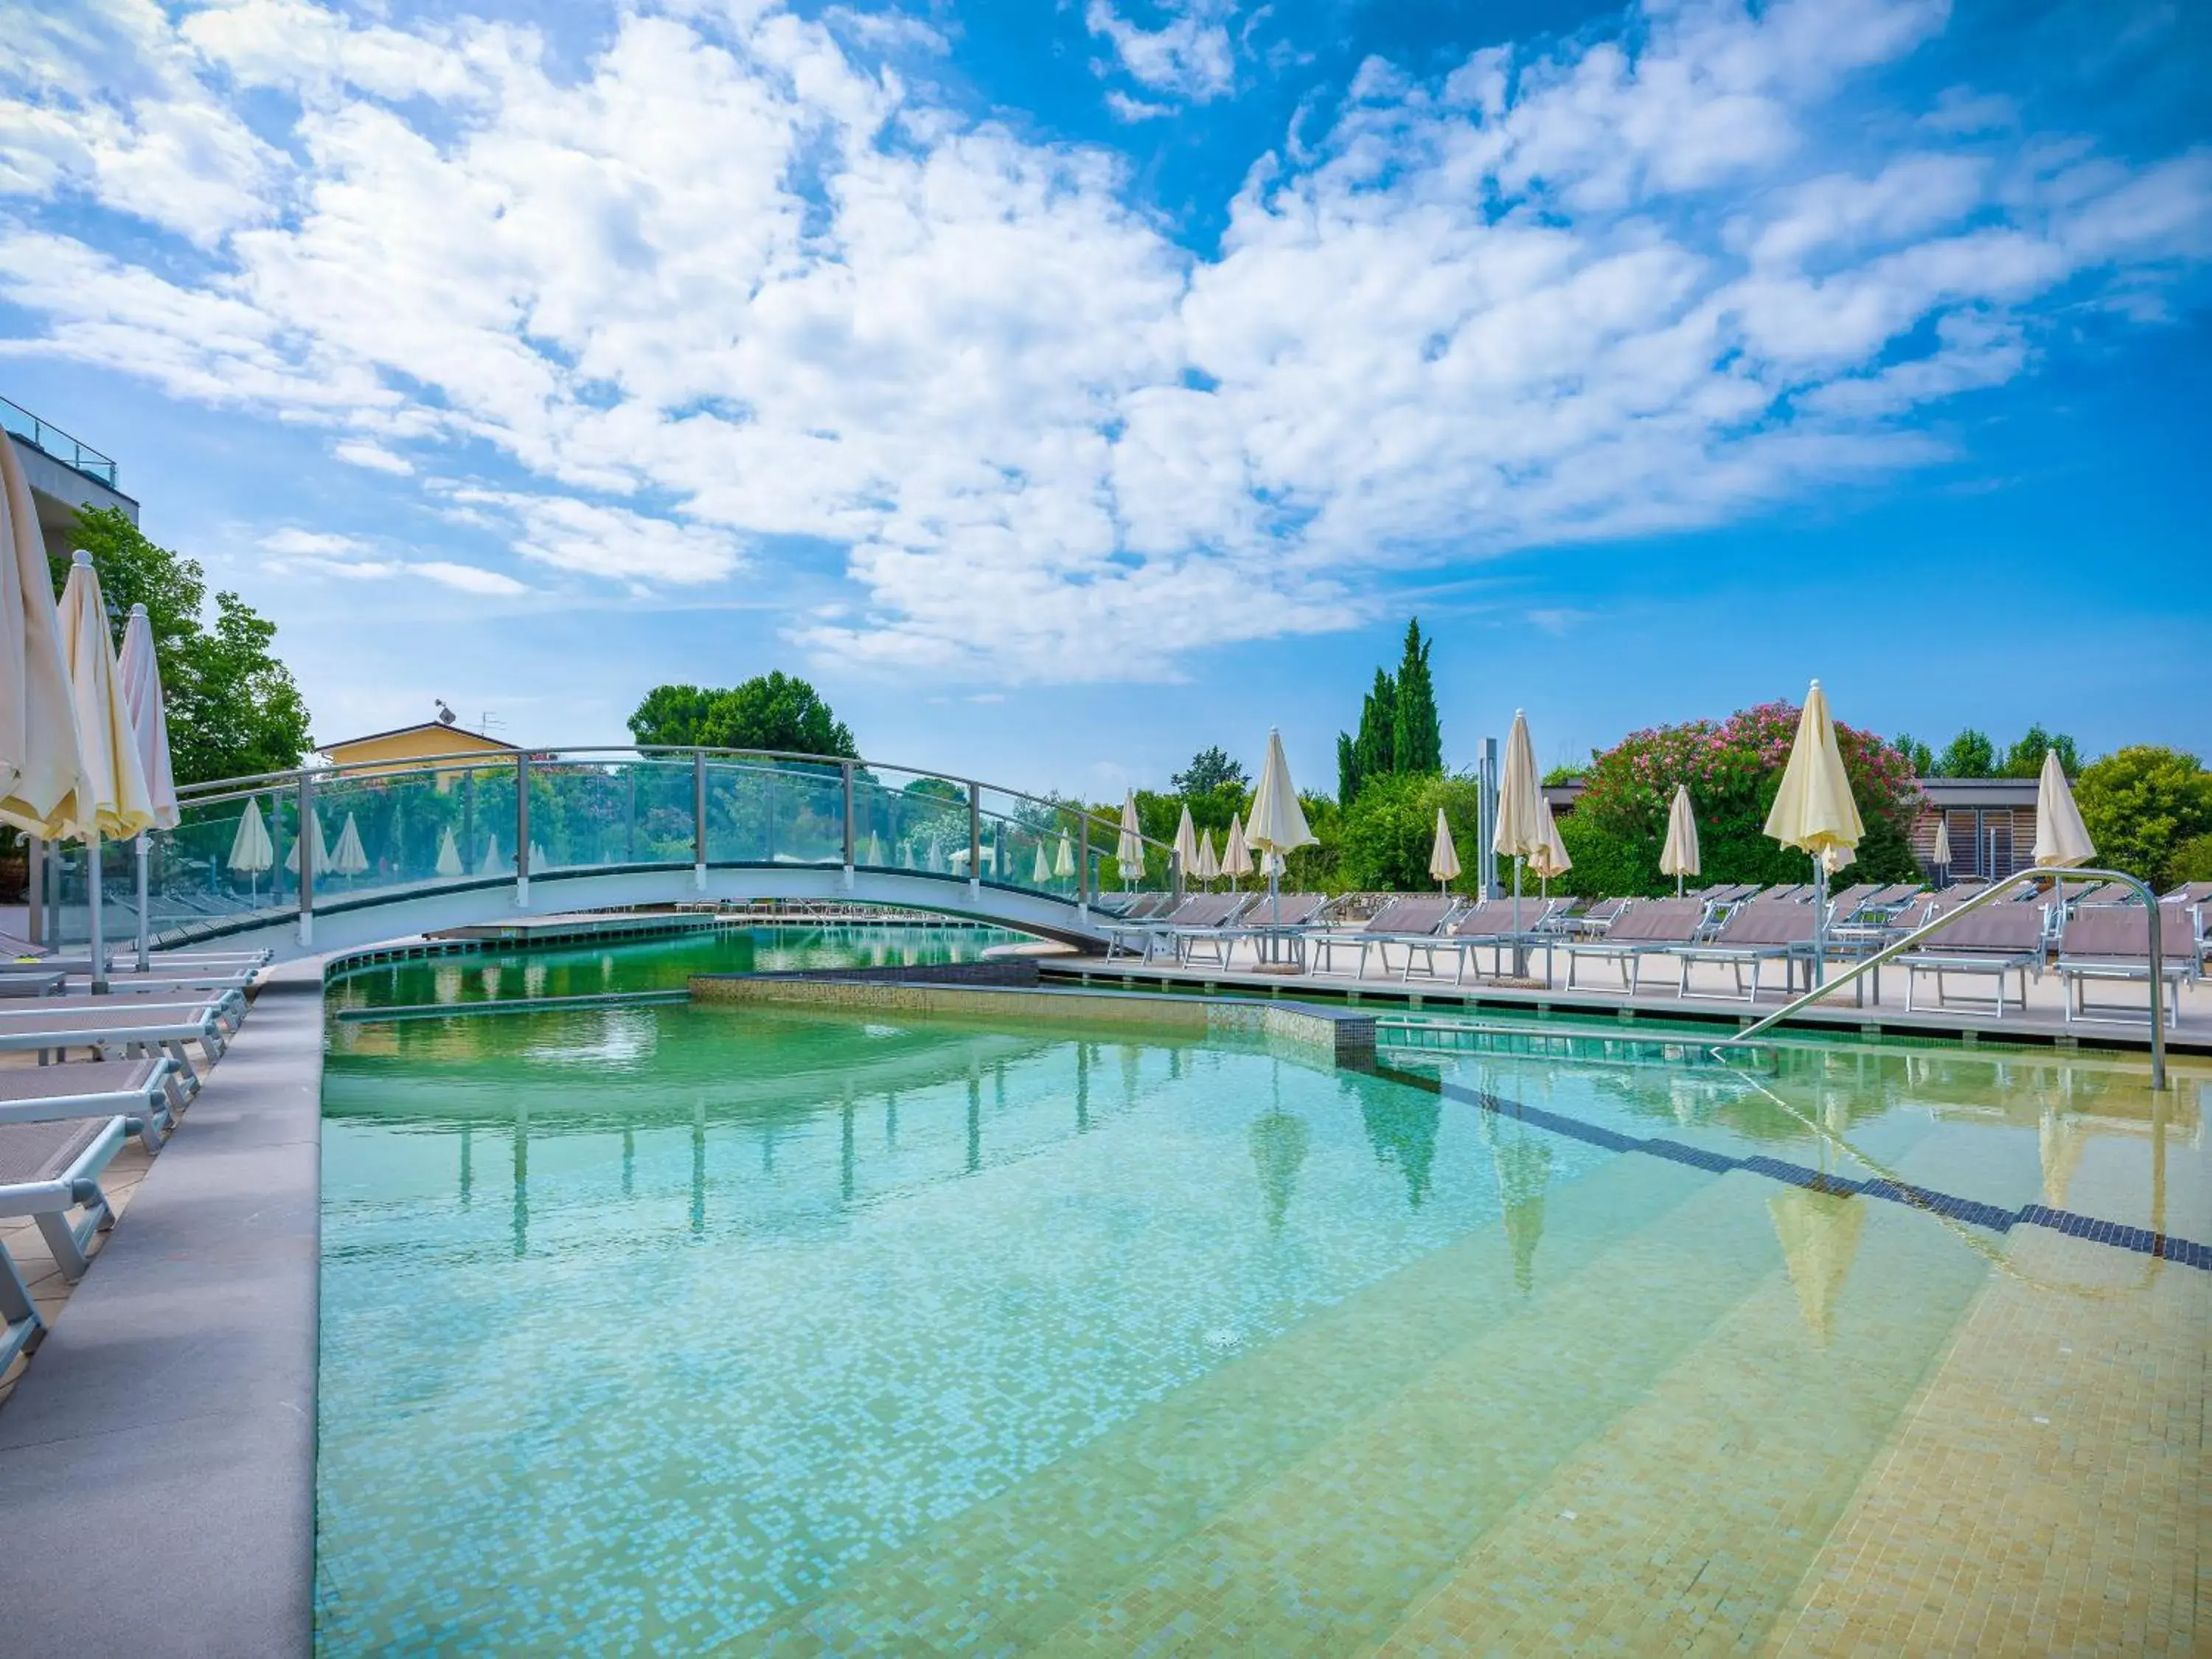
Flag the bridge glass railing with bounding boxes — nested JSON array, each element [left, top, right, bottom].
[[122, 747, 1174, 946]]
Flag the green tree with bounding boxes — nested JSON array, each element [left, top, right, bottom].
[[627, 672, 857, 757], [1892, 733, 1934, 776], [1997, 725, 2081, 779], [1933, 729, 1997, 777], [62, 507, 311, 785], [2072, 746, 2212, 890], [1338, 667, 1397, 805], [1338, 771, 1484, 892], [2167, 833, 2212, 886], [1169, 745, 1247, 796], [1391, 618, 1441, 776]]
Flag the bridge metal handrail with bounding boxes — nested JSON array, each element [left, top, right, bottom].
[[1709, 866, 2169, 1091]]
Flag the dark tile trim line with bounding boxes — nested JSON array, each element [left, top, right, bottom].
[[1431, 1078, 2212, 1273]]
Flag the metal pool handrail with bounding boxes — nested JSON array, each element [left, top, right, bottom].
[[1709, 866, 2168, 1091]]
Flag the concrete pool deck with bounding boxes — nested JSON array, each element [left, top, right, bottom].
[[0, 936, 2204, 1655]]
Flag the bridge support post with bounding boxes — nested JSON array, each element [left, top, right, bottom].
[[295, 770, 314, 949], [841, 762, 855, 892], [1077, 815, 1090, 924], [692, 752, 707, 892], [968, 787, 981, 902], [514, 753, 531, 909]]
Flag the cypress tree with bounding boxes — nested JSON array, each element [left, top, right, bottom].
[[1337, 731, 1361, 807], [1392, 618, 1441, 774], [1354, 668, 1397, 793]]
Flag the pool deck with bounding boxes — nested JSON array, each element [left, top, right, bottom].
[[0, 936, 2204, 1655]]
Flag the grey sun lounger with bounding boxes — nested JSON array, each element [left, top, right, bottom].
[[7, 986, 248, 1036], [1307, 896, 1458, 978], [1559, 900, 1710, 992], [0, 1113, 135, 1314], [0, 972, 66, 998], [1569, 897, 1630, 936], [1402, 900, 1568, 984], [1666, 902, 1821, 1001], [2055, 906, 2197, 1029], [1180, 893, 1326, 967], [1895, 904, 2048, 1018], [2161, 880, 2212, 907], [1105, 892, 1249, 961], [0, 999, 236, 1092], [0, 1057, 184, 1153]]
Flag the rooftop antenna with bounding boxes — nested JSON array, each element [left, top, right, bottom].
[[434, 699, 457, 726], [479, 712, 505, 734]]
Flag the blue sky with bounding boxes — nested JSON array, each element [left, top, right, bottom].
[[1, 0, 2206, 796]]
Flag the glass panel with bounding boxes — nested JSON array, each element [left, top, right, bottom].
[[706, 759, 845, 866]]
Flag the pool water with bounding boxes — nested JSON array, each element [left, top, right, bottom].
[[314, 968, 2210, 1654]]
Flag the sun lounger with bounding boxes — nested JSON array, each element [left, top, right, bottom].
[[1180, 893, 1326, 967], [2055, 906, 2197, 1029], [1895, 905, 2048, 1017], [2161, 880, 2212, 906], [1306, 896, 1458, 977], [0, 1057, 184, 1153], [1402, 900, 1566, 984], [1106, 892, 1250, 961], [1568, 897, 1630, 937], [1093, 891, 1172, 922], [0, 972, 66, 998], [0, 999, 235, 1092], [1559, 900, 1710, 992], [1823, 883, 1884, 925], [0, 1114, 135, 1297], [1664, 902, 1821, 1001], [11, 986, 247, 1035]]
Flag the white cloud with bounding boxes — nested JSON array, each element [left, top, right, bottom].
[[262, 526, 368, 557], [1105, 90, 1175, 123], [0, 0, 2205, 683], [417, 560, 531, 595], [1085, 1, 1237, 102]]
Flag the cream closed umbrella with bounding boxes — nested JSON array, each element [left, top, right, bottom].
[[866, 830, 886, 866], [1428, 807, 1461, 895], [1173, 804, 1199, 894], [1032, 842, 1052, 885], [1529, 794, 1572, 899], [1222, 812, 1253, 886], [283, 809, 330, 880], [331, 813, 369, 882], [1247, 729, 1315, 925], [0, 426, 88, 841], [1761, 680, 1865, 984], [2032, 750, 2094, 915], [1054, 829, 1074, 880], [229, 796, 274, 900], [1931, 816, 1952, 886], [530, 840, 549, 872], [1194, 827, 1220, 890], [1492, 710, 1546, 947], [58, 551, 156, 990], [1660, 784, 1700, 897], [1116, 790, 1145, 888], [435, 825, 464, 877], [117, 602, 178, 970], [478, 833, 504, 877]]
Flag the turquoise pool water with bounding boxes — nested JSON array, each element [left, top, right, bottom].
[[314, 950, 2209, 1654]]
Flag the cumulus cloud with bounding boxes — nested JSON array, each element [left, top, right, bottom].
[[1, 0, 2207, 681]]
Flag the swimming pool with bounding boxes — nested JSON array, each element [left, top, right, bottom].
[[314, 957, 2209, 1653]]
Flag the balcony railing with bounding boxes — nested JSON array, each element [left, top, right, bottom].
[[1, 394, 120, 490]]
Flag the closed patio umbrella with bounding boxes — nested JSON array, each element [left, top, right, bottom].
[[1931, 816, 1952, 886], [1529, 794, 1572, 899], [1054, 829, 1074, 880], [1173, 804, 1199, 893], [1194, 827, 1220, 890], [229, 796, 274, 900], [1032, 842, 1052, 885], [1116, 790, 1144, 888], [1428, 807, 1461, 896], [1222, 812, 1253, 886], [529, 840, 549, 872], [1492, 710, 1545, 948], [332, 813, 369, 882], [435, 825, 464, 877], [1247, 729, 1314, 925], [1660, 784, 1700, 897], [866, 830, 886, 866], [2032, 750, 2094, 915], [283, 809, 330, 880], [478, 832, 504, 877], [58, 550, 155, 990], [0, 426, 88, 841], [1761, 680, 1864, 984], [117, 602, 178, 970]]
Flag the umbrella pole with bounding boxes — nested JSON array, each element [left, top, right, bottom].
[[1812, 857, 1828, 988], [1512, 858, 1524, 978], [135, 832, 151, 973], [87, 830, 108, 994], [1676, 874, 1683, 897]]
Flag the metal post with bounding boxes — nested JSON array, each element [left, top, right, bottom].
[[692, 751, 707, 891], [1478, 737, 1499, 898], [135, 832, 151, 971], [1172, 849, 1185, 903], [295, 770, 314, 949], [24, 837, 42, 945], [841, 762, 855, 891], [86, 830, 107, 992], [515, 753, 531, 908], [1079, 816, 1091, 909], [967, 787, 981, 899]]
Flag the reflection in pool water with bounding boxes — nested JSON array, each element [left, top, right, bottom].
[[314, 973, 2208, 1655]]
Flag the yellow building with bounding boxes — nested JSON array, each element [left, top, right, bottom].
[[318, 716, 521, 790]]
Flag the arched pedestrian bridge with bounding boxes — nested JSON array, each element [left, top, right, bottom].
[[94, 748, 1175, 962]]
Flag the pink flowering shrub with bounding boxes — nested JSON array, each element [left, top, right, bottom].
[[1559, 701, 1923, 896]]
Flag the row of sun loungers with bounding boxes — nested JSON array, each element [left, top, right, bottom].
[[0, 947, 269, 1369]]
